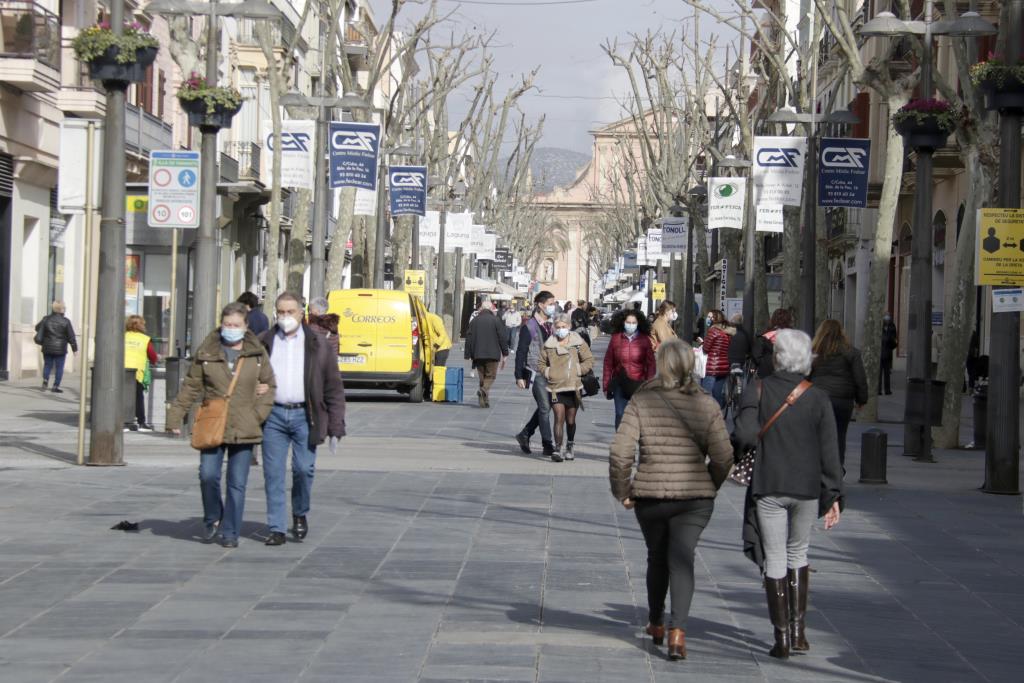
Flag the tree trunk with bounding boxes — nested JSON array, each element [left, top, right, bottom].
[[933, 144, 990, 447], [782, 205, 801, 312], [326, 188, 356, 291], [859, 93, 908, 422], [815, 205, 829, 330], [286, 189, 311, 293], [262, 87, 283, 317], [754, 236, 769, 331]]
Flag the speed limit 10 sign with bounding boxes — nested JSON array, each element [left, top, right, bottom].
[[148, 150, 200, 228]]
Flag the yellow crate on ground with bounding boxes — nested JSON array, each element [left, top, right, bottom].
[[432, 366, 448, 402]]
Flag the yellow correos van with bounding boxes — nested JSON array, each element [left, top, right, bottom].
[[327, 289, 433, 402]]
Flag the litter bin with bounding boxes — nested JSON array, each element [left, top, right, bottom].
[[859, 429, 888, 484]]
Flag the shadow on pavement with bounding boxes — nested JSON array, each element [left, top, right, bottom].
[[136, 517, 270, 544], [3, 437, 77, 465], [19, 410, 80, 427]]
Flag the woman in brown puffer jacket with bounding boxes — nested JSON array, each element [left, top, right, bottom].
[[609, 338, 733, 661], [167, 302, 276, 548]]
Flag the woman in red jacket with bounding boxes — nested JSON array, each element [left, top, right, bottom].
[[603, 310, 656, 429], [701, 309, 732, 407]]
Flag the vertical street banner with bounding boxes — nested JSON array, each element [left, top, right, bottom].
[[818, 138, 870, 208], [388, 165, 428, 216], [976, 208, 1024, 286], [57, 120, 103, 214], [636, 236, 652, 266], [353, 188, 376, 216], [708, 177, 746, 230], [646, 228, 664, 262], [419, 210, 441, 250], [262, 119, 315, 189], [444, 211, 473, 252], [661, 217, 688, 252], [470, 224, 487, 255], [494, 248, 513, 270], [756, 204, 785, 233], [328, 121, 381, 190], [478, 234, 497, 261], [753, 136, 807, 206]]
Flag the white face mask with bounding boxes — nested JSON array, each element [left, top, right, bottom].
[[278, 315, 300, 334], [544, 304, 557, 318], [624, 323, 638, 335], [555, 328, 570, 339], [670, 311, 678, 322]]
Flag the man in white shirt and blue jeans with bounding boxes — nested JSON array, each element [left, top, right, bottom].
[[259, 292, 346, 546]]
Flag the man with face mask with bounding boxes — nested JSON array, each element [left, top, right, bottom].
[[880, 313, 898, 395], [258, 292, 346, 546], [514, 291, 559, 455]]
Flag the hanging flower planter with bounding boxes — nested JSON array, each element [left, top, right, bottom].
[[177, 73, 244, 130], [892, 99, 957, 151], [970, 56, 1024, 112], [72, 22, 159, 85]]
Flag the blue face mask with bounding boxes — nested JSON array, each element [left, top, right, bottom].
[[221, 327, 245, 344], [624, 323, 638, 335], [544, 304, 557, 318], [555, 328, 570, 339]]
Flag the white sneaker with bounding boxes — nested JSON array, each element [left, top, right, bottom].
[[564, 442, 575, 461]]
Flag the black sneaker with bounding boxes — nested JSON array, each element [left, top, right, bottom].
[[123, 424, 139, 432], [51, 386, 63, 394], [541, 442, 556, 457], [221, 537, 239, 548], [137, 423, 155, 432], [515, 432, 532, 454], [265, 532, 286, 546], [202, 522, 220, 543], [41, 382, 48, 391]]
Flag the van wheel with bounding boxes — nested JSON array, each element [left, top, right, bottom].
[[407, 373, 425, 403]]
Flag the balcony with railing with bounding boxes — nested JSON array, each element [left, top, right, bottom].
[[0, 0, 60, 91], [125, 102, 173, 157], [223, 141, 260, 182], [56, 38, 105, 116]]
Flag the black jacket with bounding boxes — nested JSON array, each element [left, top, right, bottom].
[[735, 371, 843, 515], [570, 307, 589, 330], [259, 324, 346, 445], [751, 332, 777, 378], [35, 313, 78, 356], [728, 326, 752, 366], [464, 309, 508, 362], [811, 348, 869, 404], [881, 322, 898, 365]]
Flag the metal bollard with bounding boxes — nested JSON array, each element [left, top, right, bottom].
[[859, 428, 888, 484]]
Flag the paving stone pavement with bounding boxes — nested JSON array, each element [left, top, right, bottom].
[[1, 339, 1023, 682]]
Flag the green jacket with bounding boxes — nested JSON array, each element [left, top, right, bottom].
[[166, 331, 276, 445]]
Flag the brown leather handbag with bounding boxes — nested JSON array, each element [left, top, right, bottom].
[[190, 357, 245, 450]]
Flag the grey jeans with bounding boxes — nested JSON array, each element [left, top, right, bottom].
[[755, 495, 818, 579]]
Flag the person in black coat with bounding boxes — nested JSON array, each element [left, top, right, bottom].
[[879, 314, 898, 394], [810, 320, 868, 471], [735, 329, 843, 660], [34, 301, 78, 393], [751, 308, 794, 378], [727, 313, 752, 368], [464, 298, 509, 408]]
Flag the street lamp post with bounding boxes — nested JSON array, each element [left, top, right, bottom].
[[861, 2, 996, 463], [685, 185, 707, 340]]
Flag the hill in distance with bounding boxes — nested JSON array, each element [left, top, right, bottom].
[[500, 147, 591, 194]]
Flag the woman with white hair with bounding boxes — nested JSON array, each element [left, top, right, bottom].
[[735, 328, 843, 660], [34, 301, 78, 393], [306, 297, 339, 340], [609, 339, 734, 660]]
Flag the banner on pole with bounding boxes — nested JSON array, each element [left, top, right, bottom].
[[419, 211, 440, 250], [646, 228, 664, 261], [58, 120, 103, 213], [388, 165, 427, 216], [494, 247, 513, 269], [470, 224, 487, 255], [818, 138, 870, 208], [353, 188, 376, 216], [753, 136, 807, 206], [478, 234, 497, 261], [708, 177, 746, 230], [661, 217, 688, 252], [262, 119, 315, 189], [756, 204, 785, 233], [444, 211, 473, 252], [328, 121, 381, 190]]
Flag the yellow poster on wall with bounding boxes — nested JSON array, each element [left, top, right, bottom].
[[977, 208, 1024, 286], [404, 269, 426, 297], [652, 283, 666, 302]]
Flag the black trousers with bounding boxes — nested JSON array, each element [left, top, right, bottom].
[[634, 498, 715, 629], [879, 362, 892, 394], [135, 380, 146, 425], [830, 396, 855, 472]]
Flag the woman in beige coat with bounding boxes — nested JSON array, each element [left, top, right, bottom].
[[538, 313, 594, 462], [650, 300, 679, 350], [167, 302, 276, 547], [609, 338, 733, 660]]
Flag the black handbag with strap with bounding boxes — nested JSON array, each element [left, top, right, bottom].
[[729, 379, 813, 486]]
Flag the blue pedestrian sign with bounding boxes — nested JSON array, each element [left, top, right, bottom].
[[818, 138, 870, 208], [178, 169, 197, 188], [328, 122, 381, 190]]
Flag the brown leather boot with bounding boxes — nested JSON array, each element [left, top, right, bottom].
[[765, 577, 791, 659], [645, 622, 665, 646], [788, 566, 810, 651], [667, 628, 686, 660]]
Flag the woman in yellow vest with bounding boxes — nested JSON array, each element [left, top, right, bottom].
[[125, 315, 158, 431]]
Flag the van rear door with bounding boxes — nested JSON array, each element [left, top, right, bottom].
[[375, 294, 414, 374], [331, 291, 377, 373]]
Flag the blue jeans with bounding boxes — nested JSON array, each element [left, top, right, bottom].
[[262, 405, 317, 534], [42, 353, 66, 386], [523, 373, 553, 447], [613, 385, 630, 430], [199, 445, 254, 541]]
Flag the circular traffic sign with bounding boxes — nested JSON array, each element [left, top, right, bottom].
[[178, 169, 197, 188], [178, 206, 196, 224], [153, 168, 172, 187], [151, 204, 171, 223]]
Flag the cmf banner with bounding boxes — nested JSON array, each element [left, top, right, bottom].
[[389, 166, 427, 216], [818, 138, 870, 208], [329, 122, 381, 190], [753, 136, 807, 206], [262, 120, 315, 189]]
